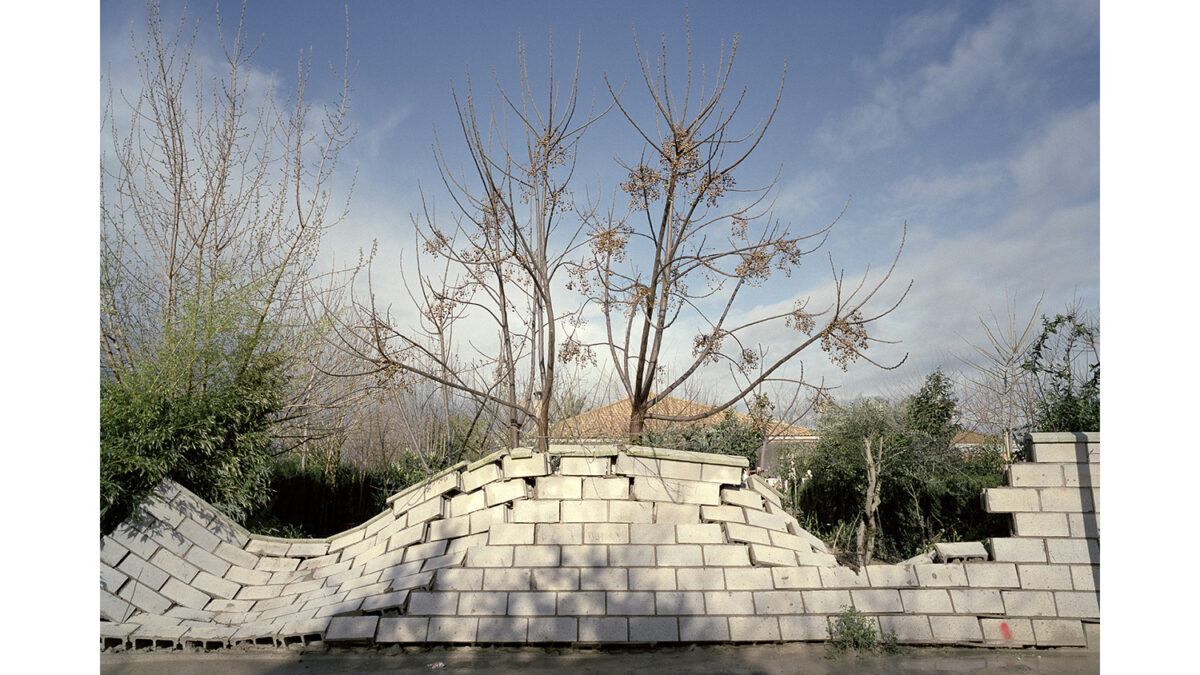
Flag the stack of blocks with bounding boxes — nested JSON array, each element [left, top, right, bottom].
[[980, 432, 1100, 647], [100, 434, 1099, 650]]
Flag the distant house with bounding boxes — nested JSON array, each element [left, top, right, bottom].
[[548, 394, 817, 481], [951, 428, 1002, 454], [549, 395, 1000, 477]]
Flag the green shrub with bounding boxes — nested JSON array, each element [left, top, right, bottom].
[[827, 606, 900, 657], [792, 372, 1010, 562], [392, 450, 452, 490], [100, 341, 284, 535], [644, 411, 764, 469], [1022, 311, 1100, 432]]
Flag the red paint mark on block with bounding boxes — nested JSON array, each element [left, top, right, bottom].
[[1000, 622, 1012, 640]]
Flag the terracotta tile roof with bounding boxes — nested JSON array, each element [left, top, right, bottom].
[[951, 429, 997, 446], [549, 394, 815, 441]]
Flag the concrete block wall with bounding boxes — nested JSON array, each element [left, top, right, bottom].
[[978, 432, 1100, 646], [100, 434, 1099, 650]]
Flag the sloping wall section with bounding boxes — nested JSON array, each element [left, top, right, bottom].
[[99, 433, 1099, 650]]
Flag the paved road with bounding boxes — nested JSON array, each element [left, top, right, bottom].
[[101, 644, 1098, 674]]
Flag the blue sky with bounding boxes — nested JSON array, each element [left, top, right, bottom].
[[98, 0, 1101, 410]]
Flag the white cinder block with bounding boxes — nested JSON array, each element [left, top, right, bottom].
[[1008, 463, 1065, 487], [851, 589, 904, 613], [502, 453, 550, 479], [1001, 590, 1057, 617], [449, 490, 488, 518], [703, 544, 752, 567], [1017, 564, 1073, 590], [1046, 538, 1099, 565], [723, 567, 774, 590], [772, 566, 821, 589], [1039, 488, 1093, 513], [1053, 591, 1100, 619], [987, 538, 1047, 563], [721, 488, 764, 510], [929, 616, 982, 642], [654, 502, 700, 524], [560, 456, 612, 476], [513, 500, 561, 523], [1032, 619, 1087, 646], [801, 589, 852, 614], [462, 463, 503, 492], [654, 591, 704, 614], [582, 477, 629, 500], [704, 590, 755, 614], [913, 564, 967, 587], [535, 476, 583, 500], [747, 544, 796, 567], [562, 500, 610, 523], [729, 616, 780, 641], [982, 488, 1041, 513], [631, 476, 720, 505], [629, 568, 676, 591], [583, 523, 629, 544], [532, 568, 580, 591], [964, 563, 1019, 589], [899, 589, 952, 614], [536, 523, 583, 545], [484, 480, 530, 507]]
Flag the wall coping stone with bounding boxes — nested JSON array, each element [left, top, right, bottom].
[[626, 446, 750, 468], [386, 461, 468, 504], [173, 482, 255, 542], [746, 474, 786, 501], [549, 445, 624, 457], [467, 450, 508, 471], [1025, 432, 1099, 443]]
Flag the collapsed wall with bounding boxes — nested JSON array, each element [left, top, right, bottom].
[[99, 433, 1099, 650]]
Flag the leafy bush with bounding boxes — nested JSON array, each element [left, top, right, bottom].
[[392, 451, 452, 490], [644, 411, 764, 468], [793, 371, 1009, 563], [1022, 311, 1100, 432], [100, 340, 285, 535], [827, 606, 900, 657]]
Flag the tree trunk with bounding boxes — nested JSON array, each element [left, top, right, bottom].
[[628, 403, 647, 444], [858, 435, 882, 568]]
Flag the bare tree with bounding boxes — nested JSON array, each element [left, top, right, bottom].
[[336, 34, 607, 453], [954, 290, 1044, 458], [338, 374, 499, 476], [101, 1, 361, 439], [579, 26, 910, 441]]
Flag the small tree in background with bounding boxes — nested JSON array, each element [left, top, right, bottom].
[[903, 369, 960, 442], [798, 398, 905, 566], [955, 292, 1044, 458], [579, 24, 910, 442], [343, 34, 606, 453], [1022, 309, 1100, 432], [100, 1, 359, 531], [795, 370, 1007, 565]]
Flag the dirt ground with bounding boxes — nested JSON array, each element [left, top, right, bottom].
[[100, 643, 1099, 674]]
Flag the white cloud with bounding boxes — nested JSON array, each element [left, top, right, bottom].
[[873, 7, 963, 71], [1010, 102, 1099, 208], [663, 99, 1100, 406], [357, 105, 416, 162], [818, 0, 1099, 158]]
